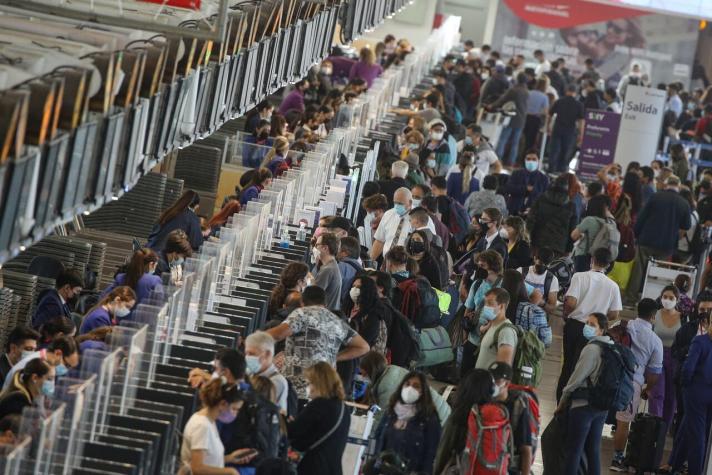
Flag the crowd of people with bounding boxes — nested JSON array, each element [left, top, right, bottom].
[[3, 33, 712, 475]]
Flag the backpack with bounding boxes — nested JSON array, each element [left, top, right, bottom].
[[443, 196, 471, 245], [516, 302, 552, 348], [222, 392, 284, 460], [462, 403, 512, 475], [590, 217, 620, 261], [397, 277, 441, 329], [548, 256, 574, 291], [617, 222, 636, 262], [576, 341, 636, 412], [685, 212, 703, 256], [543, 271, 555, 299], [384, 301, 421, 368], [508, 386, 541, 468], [491, 323, 546, 387], [428, 243, 450, 289]]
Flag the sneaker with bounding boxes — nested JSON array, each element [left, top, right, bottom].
[[609, 459, 628, 472]]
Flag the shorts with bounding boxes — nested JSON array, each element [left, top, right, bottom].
[[616, 381, 642, 423]]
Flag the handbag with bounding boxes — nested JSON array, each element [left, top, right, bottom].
[[417, 326, 454, 367], [608, 260, 634, 290]]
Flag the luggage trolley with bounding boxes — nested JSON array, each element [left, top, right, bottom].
[[641, 259, 697, 301], [342, 402, 378, 475]]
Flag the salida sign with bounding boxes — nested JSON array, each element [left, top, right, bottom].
[[614, 85, 667, 168]]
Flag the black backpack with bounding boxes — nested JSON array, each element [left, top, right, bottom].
[[384, 301, 421, 368], [397, 277, 441, 329], [428, 242, 450, 290], [575, 341, 636, 412], [225, 392, 284, 460]]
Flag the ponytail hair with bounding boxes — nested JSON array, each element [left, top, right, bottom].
[[158, 190, 200, 226], [84, 286, 136, 318], [261, 136, 290, 168], [269, 262, 309, 315], [125, 249, 158, 290], [20, 358, 51, 385], [199, 378, 243, 408]]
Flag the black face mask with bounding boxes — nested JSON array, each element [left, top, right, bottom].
[[474, 267, 489, 280], [408, 241, 426, 254], [534, 263, 547, 275]]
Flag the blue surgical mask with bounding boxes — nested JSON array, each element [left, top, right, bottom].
[[426, 159, 437, 169], [171, 257, 185, 267], [245, 355, 261, 375], [465, 136, 473, 145], [41, 380, 55, 397], [525, 160, 538, 172], [481, 306, 497, 321], [114, 306, 131, 319], [394, 204, 407, 216], [583, 324, 597, 340], [55, 363, 68, 377], [21, 350, 34, 360]]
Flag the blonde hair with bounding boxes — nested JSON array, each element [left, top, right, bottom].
[[261, 136, 290, 168], [460, 153, 474, 194], [305, 361, 345, 400], [359, 47, 376, 65]]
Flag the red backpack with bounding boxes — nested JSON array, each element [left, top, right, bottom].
[[462, 403, 512, 475]]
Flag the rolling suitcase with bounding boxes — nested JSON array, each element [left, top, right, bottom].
[[624, 412, 667, 473]]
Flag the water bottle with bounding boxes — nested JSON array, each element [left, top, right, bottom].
[[279, 227, 290, 249], [296, 222, 306, 242]]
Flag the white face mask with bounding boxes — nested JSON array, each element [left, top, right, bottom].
[[499, 228, 509, 240], [400, 386, 420, 404], [350, 287, 361, 303], [661, 297, 677, 310], [311, 246, 321, 261], [431, 131, 444, 141], [412, 198, 422, 208]]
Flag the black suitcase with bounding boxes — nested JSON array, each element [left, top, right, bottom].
[[624, 412, 667, 473]]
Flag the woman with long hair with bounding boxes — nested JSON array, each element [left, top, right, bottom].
[[446, 149, 480, 205], [288, 362, 350, 475], [614, 171, 642, 227], [502, 216, 532, 270], [348, 47, 383, 88], [260, 137, 290, 177], [180, 379, 253, 474], [154, 230, 193, 285], [565, 172, 585, 224], [239, 168, 273, 207], [502, 269, 552, 347], [0, 359, 54, 419], [434, 369, 494, 473], [373, 371, 441, 474], [79, 286, 136, 335], [404, 230, 444, 290], [207, 201, 242, 236], [343, 275, 392, 354], [102, 248, 163, 308], [147, 190, 203, 251], [268, 262, 309, 318]]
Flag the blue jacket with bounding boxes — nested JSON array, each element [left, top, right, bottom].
[[634, 190, 691, 253], [147, 209, 203, 251], [446, 172, 479, 205], [79, 307, 112, 335], [32, 289, 71, 329], [505, 169, 549, 215], [338, 258, 362, 303], [240, 185, 262, 207], [681, 333, 712, 387], [242, 135, 273, 167], [374, 411, 441, 473], [102, 273, 163, 309]]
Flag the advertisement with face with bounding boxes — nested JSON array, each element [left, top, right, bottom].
[[490, 0, 699, 88]]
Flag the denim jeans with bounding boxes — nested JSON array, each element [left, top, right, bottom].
[[496, 124, 524, 167], [548, 129, 576, 173], [564, 405, 607, 475]]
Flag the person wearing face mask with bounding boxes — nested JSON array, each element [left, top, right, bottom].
[[102, 248, 163, 310], [555, 313, 613, 475], [608, 298, 664, 472], [373, 371, 441, 474], [402, 152, 425, 188], [362, 194, 389, 250], [372, 188, 435, 262], [3, 336, 78, 391], [244, 332, 288, 414], [155, 229, 193, 283], [474, 288, 518, 370], [521, 247, 559, 315], [239, 168, 273, 207], [32, 269, 84, 330], [147, 189, 203, 252], [501, 216, 532, 270], [268, 262, 310, 319], [243, 119, 274, 167], [419, 119, 452, 177], [181, 379, 253, 475], [343, 276, 391, 356], [337, 237, 364, 307], [260, 137, 290, 178], [457, 124, 498, 174], [505, 149, 549, 216], [311, 233, 343, 312], [0, 359, 54, 419], [245, 101, 274, 135], [526, 175, 577, 256], [400, 130, 425, 161], [648, 286, 682, 432], [472, 207, 508, 261], [404, 230, 444, 290], [596, 163, 623, 209], [288, 362, 350, 475], [445, 150, 480, 206], [0, 326, 40, 388], [79, 286, 136, 335]]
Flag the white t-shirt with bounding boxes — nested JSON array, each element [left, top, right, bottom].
[[565, 270, 622, 323], [521, 266, 560, 296], [181, 414, 225, 469], [535, 60, 551, 78], [373, 208, 436, 256]]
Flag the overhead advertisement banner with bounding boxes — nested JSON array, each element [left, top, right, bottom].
[[491, 0, 699, 88], [586, 0, 712, 21]]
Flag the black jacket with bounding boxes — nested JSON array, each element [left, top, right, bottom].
[[289, 398, 350, 475], [473, 234, 509, 264], [377, 177, 408, 207], [416, 253, 445, 290], [527, 189, 577, 254], [506, 240, 533, 270], [374, 411, 441, 473], [672, 320, 703, 369]]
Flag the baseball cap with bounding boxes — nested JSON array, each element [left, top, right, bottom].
[[489, 362, 513, 381]]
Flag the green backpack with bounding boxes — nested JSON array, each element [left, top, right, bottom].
[[491, 323, 546, 387]]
